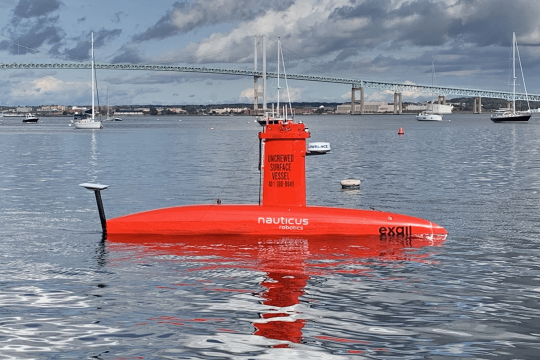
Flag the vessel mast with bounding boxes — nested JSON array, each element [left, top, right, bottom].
[[91, 31, 95, 121], [277, 38, 280, 117], [512, 32, 516, 113]]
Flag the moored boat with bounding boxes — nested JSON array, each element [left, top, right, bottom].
[[416, 111, 442, 121], [417, 57, 444, 121], [491, 32, 531, 123], [73, 32, 102, 130], [22, 113, 39, 123], [491, 108, 531, 122]]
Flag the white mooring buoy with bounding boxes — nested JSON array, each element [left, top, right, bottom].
[[340, 179, 360, 189]]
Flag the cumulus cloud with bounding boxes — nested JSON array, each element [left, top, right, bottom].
[[132, 0, 293, 42], [151, 0, 540, 89], [10, 75, 88, 101]]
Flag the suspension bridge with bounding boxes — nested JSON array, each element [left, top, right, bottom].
[[0, 61, 537, 114]]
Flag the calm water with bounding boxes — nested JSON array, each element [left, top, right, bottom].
[[1, 114, 539, 359]]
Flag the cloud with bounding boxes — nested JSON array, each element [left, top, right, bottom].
[[110, 45, 144, 63], [10, 75, 89, 102], [13, 0, 62, 18], [8, 70, 56, 78], [60, 28, 122, 60], [112, 11, 126, 23], [132, 0, 293, 42], [93, 28, 122, 48], [153, 0, 540, 89], [0, 0, 65, 56], [103, 73, 185, 86], [0, 17, 64, 55]]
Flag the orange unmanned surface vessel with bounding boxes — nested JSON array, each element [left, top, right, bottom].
[[82, 119, 446, 238]]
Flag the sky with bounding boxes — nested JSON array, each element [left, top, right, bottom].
[[1, 0, 540, 107]]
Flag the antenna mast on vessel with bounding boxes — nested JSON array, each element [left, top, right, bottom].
[[512, 32, 516, 113], [262, 36, 267, 110], [277, 38, 281, 117]]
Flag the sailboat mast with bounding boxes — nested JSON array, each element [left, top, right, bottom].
[[512, 32, 516, 113], [107, 83, 109, 117], [277, 38, 280, 117], [91, 31, 95, 121]]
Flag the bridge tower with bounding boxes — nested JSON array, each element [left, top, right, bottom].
[[351, 85, 364, 115], [437, 95, 446, 105], [393, 92, 402, 114], [473, 97, 482, 114], [254, 36, 267, 113]]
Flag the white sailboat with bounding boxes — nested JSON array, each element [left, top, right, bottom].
[[73, 32, 103, 130], [491, 32, 531, 123], [256, 38, 294, 125], [416, 57, 443, 121]]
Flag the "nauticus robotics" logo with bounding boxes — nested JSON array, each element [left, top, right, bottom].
[[258, 217, 308, 230]]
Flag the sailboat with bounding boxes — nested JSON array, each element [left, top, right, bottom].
[[491, 32, 531, 123], [256, 38, 294, 125], [416, 57, 443, 121], [73, 32, 103, 130]]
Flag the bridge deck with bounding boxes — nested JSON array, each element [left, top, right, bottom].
[[1, 62, 537, 102]]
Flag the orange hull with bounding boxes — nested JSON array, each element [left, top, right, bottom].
[[107, 204, 447, 238], [102, 120, 447, 239]]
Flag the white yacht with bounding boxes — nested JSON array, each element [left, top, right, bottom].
[[416, 111, 442, 121], [73, 32, 102, 130]]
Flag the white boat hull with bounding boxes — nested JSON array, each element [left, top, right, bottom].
[[73, 120, 102, 129], [416, 114, 442, 121]]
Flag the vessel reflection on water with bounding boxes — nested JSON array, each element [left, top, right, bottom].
[[106, 233, 445, 346]]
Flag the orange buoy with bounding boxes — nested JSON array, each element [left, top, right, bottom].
[[398, 127, 404, 135]]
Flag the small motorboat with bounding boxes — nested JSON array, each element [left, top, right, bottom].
[[23, 113, 39, 123]]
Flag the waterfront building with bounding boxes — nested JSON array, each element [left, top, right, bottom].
[[336, 101, 390, 114]]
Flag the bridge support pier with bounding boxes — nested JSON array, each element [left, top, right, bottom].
[[253, 35, 267, 113], [351, 86, 364, 115], [473, 97, 482, 114], [393, 93, 402, 114], [254, 76, 259, 111]]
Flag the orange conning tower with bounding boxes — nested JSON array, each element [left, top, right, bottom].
[[259, 120, 310, 207]]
